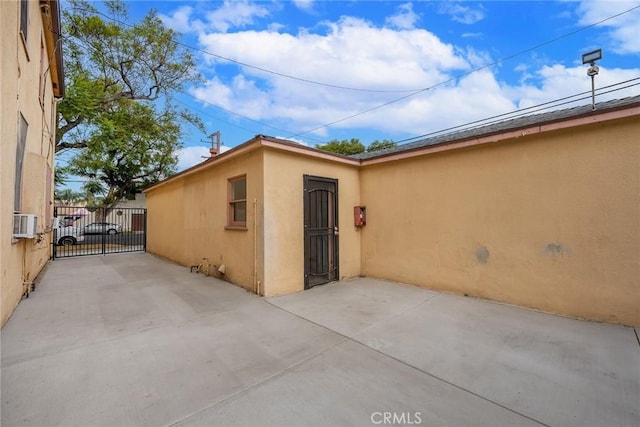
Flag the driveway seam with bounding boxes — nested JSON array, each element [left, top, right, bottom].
[[1, 297, 263, 368], [164, 335, 351, 427], [164, 299, 355, 426], [263, 296, 552, 427], [181, 298, 554, 427], [349, 338, 552, 427], [348, 291, 441, 338]]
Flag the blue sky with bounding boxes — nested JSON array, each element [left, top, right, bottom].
[[61, 0, 640, 177]]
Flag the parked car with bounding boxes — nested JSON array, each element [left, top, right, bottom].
[[53, 218, 85, 246], [84, 222, 122, 235]]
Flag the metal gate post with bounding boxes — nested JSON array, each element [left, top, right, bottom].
[[143, 209, 147, 252], [52, 206, 57, 260], [100, 207, 106, 255]]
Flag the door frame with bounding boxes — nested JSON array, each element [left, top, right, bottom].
[[303, 174, 339, 289]]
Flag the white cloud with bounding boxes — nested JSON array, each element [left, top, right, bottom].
[[576, 1, 640, 54], [189, 10, 639, 140], [292, 0, 315, 12], [158, 6, 203, 33], [194, 16, 473, 134], [273, 135, 310, 146], [268, 22, 285, 32], [176, 146, 209, 170], [159, 1, 270, 34], [438, 2, 486, 25], [205, 0, 269, 33], [176, 145, 232, 171], [508, 64, 640, 109], [386, 3, 420, 30], [198, 16, 467, 88]]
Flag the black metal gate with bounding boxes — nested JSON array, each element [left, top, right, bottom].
[[303, 175, 339, 289], [52, 206, 146, 258]]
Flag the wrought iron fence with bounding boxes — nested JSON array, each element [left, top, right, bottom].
[[52, 206, 146, 258]]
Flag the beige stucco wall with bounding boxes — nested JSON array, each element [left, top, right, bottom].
[[1, 0, 58, 326], [360, 116, 640, 326], [146, 180, 186, 263], [262, 148, 361, 296], [146, 145, 361, 298], [146, 150, 265, 292]]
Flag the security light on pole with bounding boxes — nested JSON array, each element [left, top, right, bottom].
[[582, 49, 602, 110]]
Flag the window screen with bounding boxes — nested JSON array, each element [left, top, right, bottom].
[[15, 113, 28, 212]]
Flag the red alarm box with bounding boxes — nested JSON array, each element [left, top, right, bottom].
[[354, 206, 366, 227]]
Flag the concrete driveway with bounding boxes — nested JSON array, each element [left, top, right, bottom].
[[2, 253, 638, 427]]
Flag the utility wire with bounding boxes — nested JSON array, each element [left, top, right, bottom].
[[182, 81, 638, 148], [176, 94, 327, 144], [69, 5, 416, 93], [397, 79, 640, 145], [291, 5, 640, 136], [69, 4, 640, 97], [62, 4, 640, 143]]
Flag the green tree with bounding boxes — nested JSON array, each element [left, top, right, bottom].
[[54, 188, 85, 205], [54, 167, 68, 188], [56, 0, 202, 208], [367, 139, 396, 152], [65, 100, 181, 210], [315, 138, 365, 155]]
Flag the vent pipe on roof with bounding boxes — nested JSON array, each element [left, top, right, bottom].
[[207, 131, 221, 157]]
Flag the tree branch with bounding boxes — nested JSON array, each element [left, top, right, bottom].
[[56, 140, 89, 152]]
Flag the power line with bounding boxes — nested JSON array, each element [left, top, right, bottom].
[[68, 5, 416, 93], [290, 5, 640, 136], [62, 3, 640, 144], [175, 94, 327, 145], [183, 81, 639, 149], [70, 4, 640, 98], [396, 79, 640, 145]]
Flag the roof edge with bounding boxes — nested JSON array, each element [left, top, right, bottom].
[[41, 0, 64, 97], [259, 135, 360, 166], [360, 97, 640, 165], [144, 136, 263, 193], [144, 135, 358, 193], [145, 96, 640, 192]]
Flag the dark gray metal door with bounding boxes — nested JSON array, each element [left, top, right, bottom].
[[304, 175, 339, 289]]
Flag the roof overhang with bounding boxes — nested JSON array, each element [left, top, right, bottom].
[[145, 99, 640, 192], [360, 102, 640, 166], [144, 135, 359, 193], [40, 0, 64, 98], [259, 135, 360, 166]]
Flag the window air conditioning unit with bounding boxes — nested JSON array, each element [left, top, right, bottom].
[[13, 214, 38, 238]]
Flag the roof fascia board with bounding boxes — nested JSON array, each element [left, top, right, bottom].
[[145, 136, 360, 193], [361, 105, 640, 166], [145, 102, 640, 192], [144, 137, 263, 193], [41, 0, 64, 97], [260, 138, 360, 166]]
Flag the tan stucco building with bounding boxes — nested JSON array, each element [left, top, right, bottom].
[[1, 0, 64, 326], [146, 97, 640, 327]]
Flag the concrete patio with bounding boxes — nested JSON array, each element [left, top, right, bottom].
[[1, 253, 638, 427]]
